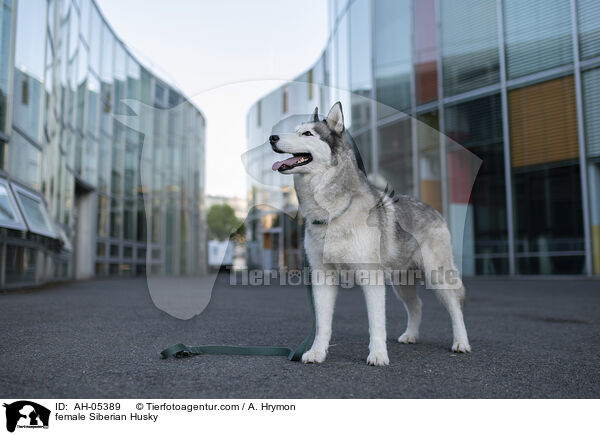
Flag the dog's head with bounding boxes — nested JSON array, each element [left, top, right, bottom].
[[271, 102, 347, 175]]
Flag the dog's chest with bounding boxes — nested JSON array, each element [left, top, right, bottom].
[[307, 217, 382, 264]]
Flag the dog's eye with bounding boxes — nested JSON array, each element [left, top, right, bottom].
[[302, 131, 313, 136]]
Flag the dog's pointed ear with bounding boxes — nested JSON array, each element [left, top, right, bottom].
[[312, 106, 319, 122], [326, 101, 344, 135]]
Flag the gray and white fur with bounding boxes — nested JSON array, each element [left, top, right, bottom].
[[270, 102, 470, 366]]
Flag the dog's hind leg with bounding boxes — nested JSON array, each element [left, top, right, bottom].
[[420, 229, 471, 353], [392, 284, 422, 344], [362, 284, 390, 366]]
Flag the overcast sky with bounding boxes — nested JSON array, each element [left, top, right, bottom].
[[96, 0, 329, 198]]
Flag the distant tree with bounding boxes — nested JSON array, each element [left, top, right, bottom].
[[207, 204, 243, 241]]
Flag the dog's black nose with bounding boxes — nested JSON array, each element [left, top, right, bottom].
[[269, 135, 279, 145]]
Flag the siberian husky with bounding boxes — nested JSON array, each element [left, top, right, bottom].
[[270, 102, 470, 366]]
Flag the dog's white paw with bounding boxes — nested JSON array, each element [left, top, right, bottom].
[[301, 348, 327, 364], [398, 332, 418, 344], [451, 340, 471, 353], [366, 350, 390, 366]]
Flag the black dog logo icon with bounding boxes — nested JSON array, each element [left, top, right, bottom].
[[3, 401, 50, 432]]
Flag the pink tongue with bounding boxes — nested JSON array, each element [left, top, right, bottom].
[[272, 155, 303, 171]]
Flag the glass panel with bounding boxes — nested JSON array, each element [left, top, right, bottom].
[[378, 118, 413, 194], [517, 255, 585, 275], [100, 25, 114, 135], [110, 197, 121, 238], [415, 0, 438, 104], [583, 68, 600, 274], [111, 123, 123, 195], [583, 68, 600, 158], [136, 196, 146, 242], [113, 42, 126, 115], [352, 130, 371, 174], [97, 134, 110, 192], [445, 95, 508, 275], [14, 188, 56, 237], [86, 72, 99, 136], [123, 198, 133, 240], [152, 195, 161, 243], [349, 0, 371, 130], [83, 137, 97, 185], [78, 0, 90, 42], [513, 164, 584, 274], [417, 111, 442, 213], [0, 181, 25, 229], [587, 161, 600, 274], [335, 14, 350, 124], [124, 143, 136, 196], [110, 244, 119, 257], [5, 245, 36, 284], [440, 0, 499, 96], [509, 76, 578, 168], [8, 131, 41, 189], [503, 0, 572, 79], [577, 0, 600, 60], [88, 3, 101, 73], [97, 194, 108, 237], [0, 0, 14, 135], [12, 0, 46, 141], [373, 0, 411, 118]]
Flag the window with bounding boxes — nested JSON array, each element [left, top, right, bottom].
[[583, 68, 600, 158], [503, 0, 572, 79], [0, 0, 14, 135], [374, 0, 411, 118], [97, 194, 108, 237], [513, 164, 585, 274], [89, 4, 102, 74], [12, 185, 57, 238], [577, 0, 600, 60], [349, 0, 372, 130], [352, 131, 371, 174], [5, 245, 36, 284], [417, 111, 442, 213], [123, 199, 134, 240], [440, 0, 499, 96], [378, 118, 413, 195], [8, 131, 41, 189], [582, 68, 600, 274], [415, 0, 438, 104], [0, 180, 26, 230], [509, 75, 578, 168], [110, 197, 121, 238], [445, 95, 508, 275], [282, 88, 288, 113], [20, 80, 29, 105]]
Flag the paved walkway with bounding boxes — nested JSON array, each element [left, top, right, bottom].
[[1, 274, 599, 398]]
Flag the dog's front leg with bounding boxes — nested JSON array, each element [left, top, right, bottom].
[[302, 281, 338, 364], [362, 284, 390, 366]]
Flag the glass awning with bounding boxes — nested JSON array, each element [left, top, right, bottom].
[[0, 179, 27, 231], [0, 179, 58, 240]]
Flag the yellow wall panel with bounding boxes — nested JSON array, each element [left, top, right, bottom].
[[509, 76, 579, 168]]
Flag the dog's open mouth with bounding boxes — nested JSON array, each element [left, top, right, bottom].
[[272, 153, 313, 172]]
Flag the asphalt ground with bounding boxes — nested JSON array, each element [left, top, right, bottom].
[[1, 273, 599, 398]]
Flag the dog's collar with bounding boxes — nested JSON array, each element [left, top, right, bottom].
[[311, 197, 353, 225]]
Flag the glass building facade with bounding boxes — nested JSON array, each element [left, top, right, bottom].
[[0, 0, 207, 288], [246, 0, 600, 276]]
